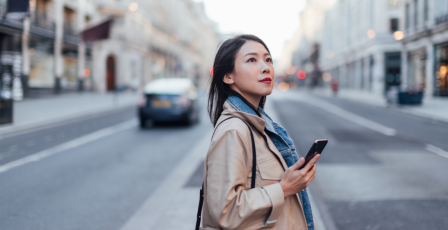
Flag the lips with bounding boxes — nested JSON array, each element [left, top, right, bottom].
[[259, 78, 272, 84]]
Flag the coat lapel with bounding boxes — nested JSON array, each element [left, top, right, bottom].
[[222, 101, 289, 171]]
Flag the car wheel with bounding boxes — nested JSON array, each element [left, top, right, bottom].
[[140, 118, 146, 128], [193, 113, 200, 124], [184, 113, 195, 126]]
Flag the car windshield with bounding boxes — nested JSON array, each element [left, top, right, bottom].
[[144, 78, 193, 95]]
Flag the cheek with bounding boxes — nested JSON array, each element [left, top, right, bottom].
[[241, 65, 259, 81], [235, 64, 258, 84]]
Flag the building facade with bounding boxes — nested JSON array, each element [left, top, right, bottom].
[[0, 0, 219, 97], [92, 0, 219, 92], [401, 0, 448, 97], [319, 0, 403, 95]]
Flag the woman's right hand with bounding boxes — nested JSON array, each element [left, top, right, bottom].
[[279, 155, 319, 197]]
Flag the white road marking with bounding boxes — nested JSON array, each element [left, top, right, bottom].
[[281, 93, 397, 136], [0, 119, 136, 174], [426, 144, 448, 159]]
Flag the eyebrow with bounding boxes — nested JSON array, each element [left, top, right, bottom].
[[244, 52, 271, 57]]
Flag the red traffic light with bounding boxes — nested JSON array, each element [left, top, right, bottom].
[[297, 70, 306, 79]]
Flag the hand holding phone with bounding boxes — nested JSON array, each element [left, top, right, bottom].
[[279, 139, 328, 197], [298, 139, 328, 170]]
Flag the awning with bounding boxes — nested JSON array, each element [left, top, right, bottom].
[[81, 19, 113, 42]]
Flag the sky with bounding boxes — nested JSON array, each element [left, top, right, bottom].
[[195, 0, 306, 60]]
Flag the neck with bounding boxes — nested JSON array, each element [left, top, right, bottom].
[[229, 85, 261, 109]]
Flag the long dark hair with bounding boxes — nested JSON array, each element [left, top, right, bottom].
[[208, 34, 271, 126]]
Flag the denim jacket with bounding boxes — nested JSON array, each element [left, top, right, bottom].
[[227, 96, 315, 230]]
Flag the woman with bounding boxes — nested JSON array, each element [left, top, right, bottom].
[[201, 35, 320, 230]]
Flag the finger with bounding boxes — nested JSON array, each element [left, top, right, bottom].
[[306, 169, 316, 182], [311, 164, 317, 173], [305, 165, 316, 178], [290, 157, 305, 171], [307, 165, 317, 176], [301, 154, 320, 172]]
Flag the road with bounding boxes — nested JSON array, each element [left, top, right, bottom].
[[0, 91, 447, 230], [272, 91, 448, 230], [0, 102, 212, 230]]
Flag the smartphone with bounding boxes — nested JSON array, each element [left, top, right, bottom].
[[298, 139, 328, 170]]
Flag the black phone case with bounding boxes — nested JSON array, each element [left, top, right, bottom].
[[298, 139, 328, 170]]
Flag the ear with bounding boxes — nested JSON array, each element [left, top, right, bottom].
[[223, 73, 235, 85]]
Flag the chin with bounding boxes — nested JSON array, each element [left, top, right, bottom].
[[261, 88, 273, 96]]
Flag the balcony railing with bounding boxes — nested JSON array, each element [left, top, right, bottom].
[[31, 15, 56, 31]]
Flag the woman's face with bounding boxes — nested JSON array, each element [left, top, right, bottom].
[[224, 40, 275, 103]]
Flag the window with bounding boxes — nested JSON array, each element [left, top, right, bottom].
[[390, 18, 399, 32], [64, 7, 76, 35], [31, 0, 52, 29]]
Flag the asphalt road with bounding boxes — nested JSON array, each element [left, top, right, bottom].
[[272, 92, 448, 230], [0, 107, 136, 166], [0, 102, 212, 230], [0, 91, 447, 230]]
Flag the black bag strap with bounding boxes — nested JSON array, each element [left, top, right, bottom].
[[195, 116, 257, 230]]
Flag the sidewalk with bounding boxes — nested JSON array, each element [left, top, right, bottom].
[[312, 88, 448, 123], [0, 92, 139, 135]]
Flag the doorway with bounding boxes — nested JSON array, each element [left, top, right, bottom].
[[106, 55, 115, 91], [384, 52, 402, 89]]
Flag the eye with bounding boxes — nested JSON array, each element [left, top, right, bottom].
[[247, 57, 256, 62], [266, 57, 272, 63]]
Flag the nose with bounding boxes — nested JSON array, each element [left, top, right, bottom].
[[260, 61, 270, 74]]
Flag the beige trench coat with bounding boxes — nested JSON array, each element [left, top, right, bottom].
[[201, 101, 309, 230]]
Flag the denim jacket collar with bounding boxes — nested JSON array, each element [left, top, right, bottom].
[[226, 96, 259, 116], [226, 96, 277, 132], [223, 96, 267, 133]]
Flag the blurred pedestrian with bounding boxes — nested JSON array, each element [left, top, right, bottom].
[[197, 35, 319, 230], [385, 85, 398, 106], [331, 78, 338, 96]]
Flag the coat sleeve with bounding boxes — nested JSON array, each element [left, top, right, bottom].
[[206, 129, 285, 229]]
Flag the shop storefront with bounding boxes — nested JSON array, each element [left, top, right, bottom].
[[434, 43, 448, 96], [0, 32, 21, 124], [29, 35, 54, 88], [407, 49, 426, 91], [61, 45, 78, 89]]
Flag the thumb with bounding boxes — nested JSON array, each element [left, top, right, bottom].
[[291, 157, 305, 171]]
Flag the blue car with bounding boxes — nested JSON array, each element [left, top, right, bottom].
[[138, 78, 199, 127]]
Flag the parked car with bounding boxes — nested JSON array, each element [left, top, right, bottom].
[[138, 78, 199, 127]]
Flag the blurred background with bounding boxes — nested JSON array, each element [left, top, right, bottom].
[[0, 0, 447, 230]]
